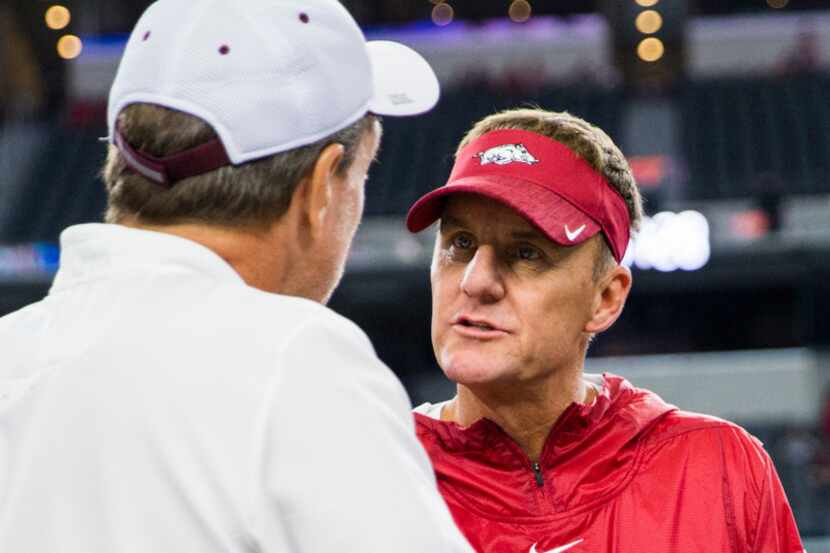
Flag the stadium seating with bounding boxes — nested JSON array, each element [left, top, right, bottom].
[[680, 73, 830, 199], [2, 73, 829, 242]]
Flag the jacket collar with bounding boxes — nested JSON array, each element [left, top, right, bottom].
[[50, 223, 244, 293], [415, 374, 672, 469]]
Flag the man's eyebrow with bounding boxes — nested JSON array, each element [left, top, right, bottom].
[[439, 214, 467, 231], [510, 228, 547, 241], [440, 214, 548, 241]]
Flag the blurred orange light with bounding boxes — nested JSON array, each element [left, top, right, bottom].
[[637, 37, 664, 62], [509, 0, 532, 23], [767, 0, 789, 7], [57, 35, 83, 60], [432, 3, 454, 26], [636, 0, 659, 6], [629, 155, 668, 188], [635, 10, 663, 34], [45, 5, 71, 30], [730, 210, 770, 240]]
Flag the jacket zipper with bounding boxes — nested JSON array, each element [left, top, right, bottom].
[[531, 462, 544, 487]]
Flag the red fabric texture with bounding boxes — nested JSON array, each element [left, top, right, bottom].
[[415, 374, 803, 553]]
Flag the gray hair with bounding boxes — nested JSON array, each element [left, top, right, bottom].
[[103, 104, 378, 228]]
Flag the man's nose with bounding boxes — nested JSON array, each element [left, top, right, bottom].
[[460, 246, 505, 303]]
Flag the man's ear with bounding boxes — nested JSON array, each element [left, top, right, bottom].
[[584, 265, 632, 334], [297, 143, 345, 239]]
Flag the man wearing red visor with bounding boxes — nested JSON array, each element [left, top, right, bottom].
[[406, 109, 803, 553]]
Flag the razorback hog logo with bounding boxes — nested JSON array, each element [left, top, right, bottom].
[[477, 143, 540, 166]]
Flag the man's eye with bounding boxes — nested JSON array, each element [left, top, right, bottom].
[[515, 245, 541, 261], [452, 234, 475, 250]]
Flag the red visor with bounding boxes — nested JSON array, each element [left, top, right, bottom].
[[406, 129, 631, 262]]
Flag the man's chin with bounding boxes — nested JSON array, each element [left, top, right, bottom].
[[439, 351, 512, 386]]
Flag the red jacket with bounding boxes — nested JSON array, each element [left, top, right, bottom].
[[415, 374, 803, 553]]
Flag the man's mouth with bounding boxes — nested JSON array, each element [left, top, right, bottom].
[[461, 319, 495, 331], [452, 315, 507, 336]]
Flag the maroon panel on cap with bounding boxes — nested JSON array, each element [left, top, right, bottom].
[[406, 129, 631, 262], [114, 124, 232, 188]]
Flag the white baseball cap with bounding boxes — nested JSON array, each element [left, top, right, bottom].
[[107, 0, 440, 186]]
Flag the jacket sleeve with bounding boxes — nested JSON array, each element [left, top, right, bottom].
[[252, 314, 474, 553], [748, 439, 804, 553]]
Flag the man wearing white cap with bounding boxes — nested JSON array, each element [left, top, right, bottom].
[[0, 1, 473, 552], [406, 108, 803, 552]]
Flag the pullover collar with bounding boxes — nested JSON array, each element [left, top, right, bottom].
[[51, 224, 244, 293]]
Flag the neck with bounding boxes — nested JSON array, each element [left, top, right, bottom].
[[444, 367, 593, 462], [121, 219, 290, 294]]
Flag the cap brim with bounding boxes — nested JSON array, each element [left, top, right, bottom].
[[366, 40, 440, 117], [406, 176, 602, 248]]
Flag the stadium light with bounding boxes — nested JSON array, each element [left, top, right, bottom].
[[622, 211, 711, 272], [509, 0, 532, 23], [766, 0, 789, 8], [57, 35, 83, 60], [635, 10, 663, 34], [637, 37, 664, 62], [432, 2, 454, 26], [45, 5, 71, 30], [635, 0, 659, 6]]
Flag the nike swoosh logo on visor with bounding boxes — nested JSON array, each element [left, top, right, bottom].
[[564, 224, 587, 241], [529, 538, 584, 553]]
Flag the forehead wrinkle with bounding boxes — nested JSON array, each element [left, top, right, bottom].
[[440, 203, 552, 246], [510, 228, 548, 242], [441, 199, 536, 233]]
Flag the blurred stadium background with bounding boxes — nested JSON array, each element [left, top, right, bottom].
[[2, 0, 830, 546]]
